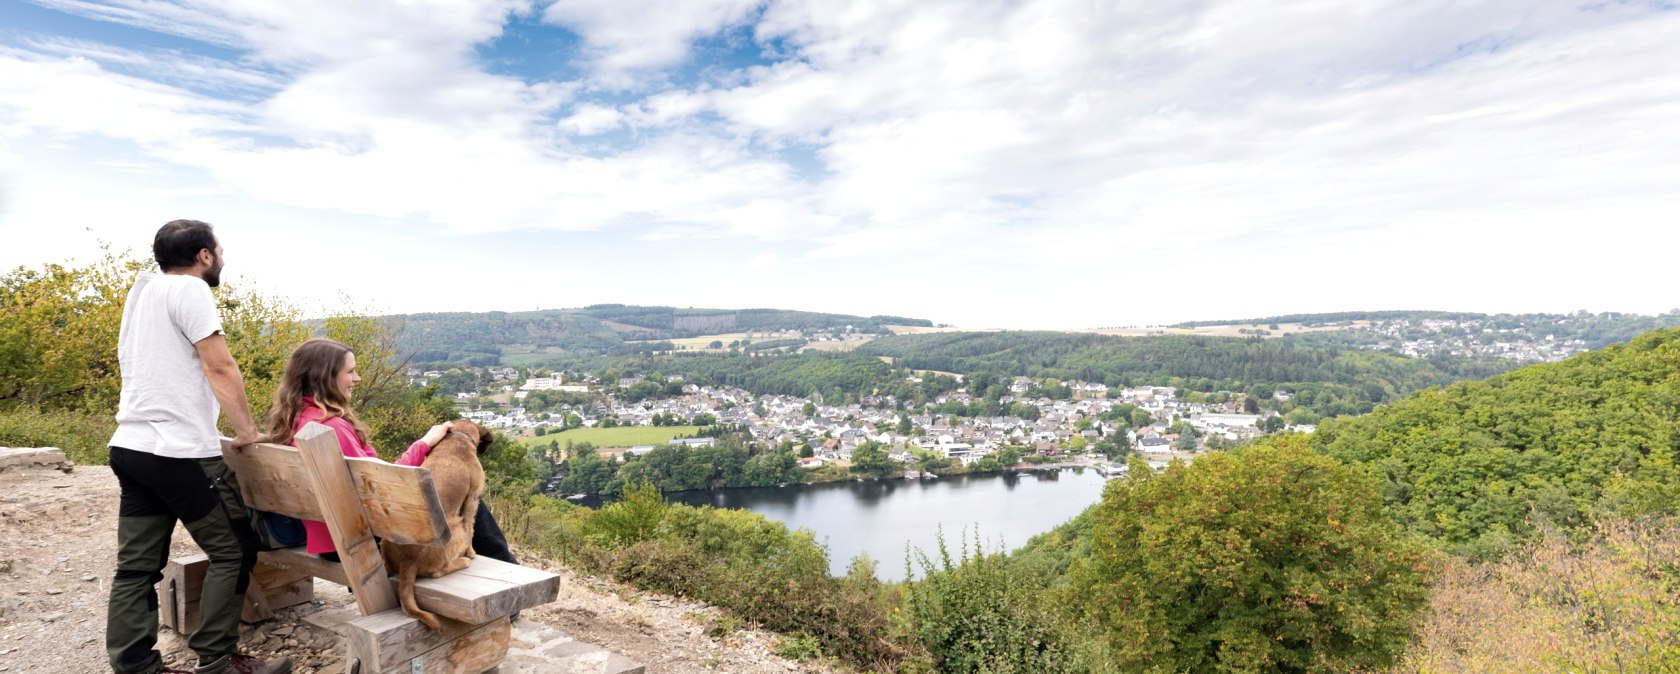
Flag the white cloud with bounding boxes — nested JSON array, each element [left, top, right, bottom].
[[542, 0, 762, 81], [2, 0, 1678, 327], [558, 103, 624, 135], [746, 251, 781, 269]]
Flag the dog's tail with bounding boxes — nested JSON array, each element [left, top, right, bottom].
[[396, 561, 442, 632]]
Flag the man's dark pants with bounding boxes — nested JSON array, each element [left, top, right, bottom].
[[106, 446, 259, 674], [471, 501, 517, 565]]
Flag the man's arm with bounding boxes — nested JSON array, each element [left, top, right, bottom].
[[194, 332, 262, 451]]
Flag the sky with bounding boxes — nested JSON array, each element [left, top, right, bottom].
[[1, 0, 1676, 329]]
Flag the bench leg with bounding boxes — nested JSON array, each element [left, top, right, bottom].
[[158, 554, 210, 634], [345, 610, 510, 674], [241, 561, 315, 623]]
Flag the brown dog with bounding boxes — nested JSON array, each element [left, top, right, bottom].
[[381, 419, 492, 631]]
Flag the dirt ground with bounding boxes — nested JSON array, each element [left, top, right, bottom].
[[0, 454, 830, 674]]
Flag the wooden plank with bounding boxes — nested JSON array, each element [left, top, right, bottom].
[[294, 423, 399, 616], [159, 555, 208, 634], [345, 611, 511, 674], [242, 561, 314, 622], [241, 581, 274, 623], [344, 456, 452, 547], [221, 436, 451, 547], [258, 548, 560, 625], [402, 556, 561, 625], [258, 548, 349, 586], [219, 440, 322, 520], [344, 610, 482, 673], [244, 576, 311, 622], [251, 561, 313, 589], [407, 617, 509, 674]]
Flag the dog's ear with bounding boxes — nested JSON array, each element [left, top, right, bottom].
[[477, 425, 494, 456]]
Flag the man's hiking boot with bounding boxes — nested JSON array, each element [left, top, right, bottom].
[[194, 653, 292, 674]]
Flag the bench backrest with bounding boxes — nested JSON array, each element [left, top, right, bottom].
[[221, 422, 451, 547]]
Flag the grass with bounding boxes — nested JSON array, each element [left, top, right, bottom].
[[0, 406, 115, 466], [517, 425, 703, 448]]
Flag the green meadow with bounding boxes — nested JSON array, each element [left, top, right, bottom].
[[517, 425, 703, 448]]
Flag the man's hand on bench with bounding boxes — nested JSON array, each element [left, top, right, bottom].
[[230, 430, 268, 453]]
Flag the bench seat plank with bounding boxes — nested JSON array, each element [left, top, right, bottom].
[[259, 548, 560, 625]]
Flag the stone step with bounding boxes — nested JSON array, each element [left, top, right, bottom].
[[302, 586, 642, 674], [499, 618, 644, 674]]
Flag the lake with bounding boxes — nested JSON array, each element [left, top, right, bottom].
[[666, 468, 1111, 582]]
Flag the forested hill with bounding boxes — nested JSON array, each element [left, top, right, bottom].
[[388, 305, 931, 364], [1015, 325, 1680, 579], [1171, 309, 1680, 349], [854, 331, 1510, 418], [1299, 326, 1680, 556]]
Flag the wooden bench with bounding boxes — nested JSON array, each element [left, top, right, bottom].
[[159, 422, 560, 674]]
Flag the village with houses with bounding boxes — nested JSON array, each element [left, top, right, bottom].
[[409, 365, 1311, 484]]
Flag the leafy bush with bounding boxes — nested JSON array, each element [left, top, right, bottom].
[[1071, 435, 1433, 673], [500, 482, 905, 671], [1390, 516, 1680, 673], [581, 480, 669, 547], [771, 634, 823, 661], [901, 529, 1094, 673], [0, 406, 114, 465]]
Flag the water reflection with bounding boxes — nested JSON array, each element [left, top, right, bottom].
[[661, 468, 1108, 581]]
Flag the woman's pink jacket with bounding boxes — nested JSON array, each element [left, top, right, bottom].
[[292, 397, 429, 554]]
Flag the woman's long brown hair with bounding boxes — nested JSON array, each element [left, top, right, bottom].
[[264, 337, 371, 446]]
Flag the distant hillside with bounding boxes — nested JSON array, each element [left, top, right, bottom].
[[1171, 309, 1680, 350], [1303, 326, 1680, 555], [1014, 324, 1680, 565], [855, 330, 1510, 418], [1171, 310, 1482, 327], [387, 305, 931, 365], [577, 304, 929, 336]]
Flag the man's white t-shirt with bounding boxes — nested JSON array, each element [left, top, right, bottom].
[[109, 273, 225, 459]]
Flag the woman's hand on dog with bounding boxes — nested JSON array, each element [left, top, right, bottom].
[[420, 421, 454, 449]]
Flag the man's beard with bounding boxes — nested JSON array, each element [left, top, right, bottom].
[[204, 257, 223, 288]]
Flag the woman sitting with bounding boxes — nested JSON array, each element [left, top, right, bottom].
[[263, 337, 516, 566]]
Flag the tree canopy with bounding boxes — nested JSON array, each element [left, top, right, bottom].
[[1070, 436, 1432, 673], [1305, 326, 1680, 556]]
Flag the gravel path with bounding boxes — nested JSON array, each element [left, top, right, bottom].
[[0, 455, 834, 674]]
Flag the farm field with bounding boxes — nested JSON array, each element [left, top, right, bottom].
[[796, 335, 879, 352], [628, 331, 804, 350], [516, 425, 703, 448], [884, 324, 1004, 335], [1081, 321, 1371, 338], [884, 322, 1369, 339]]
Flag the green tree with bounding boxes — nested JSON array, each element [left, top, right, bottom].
[[912, 448, 949, 475], [1069, 435, 1432, 673], [849, 441, 894, 479], [559, 443, 613, 495]]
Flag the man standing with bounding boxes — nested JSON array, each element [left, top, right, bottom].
[[105, 221, 289, 674]]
